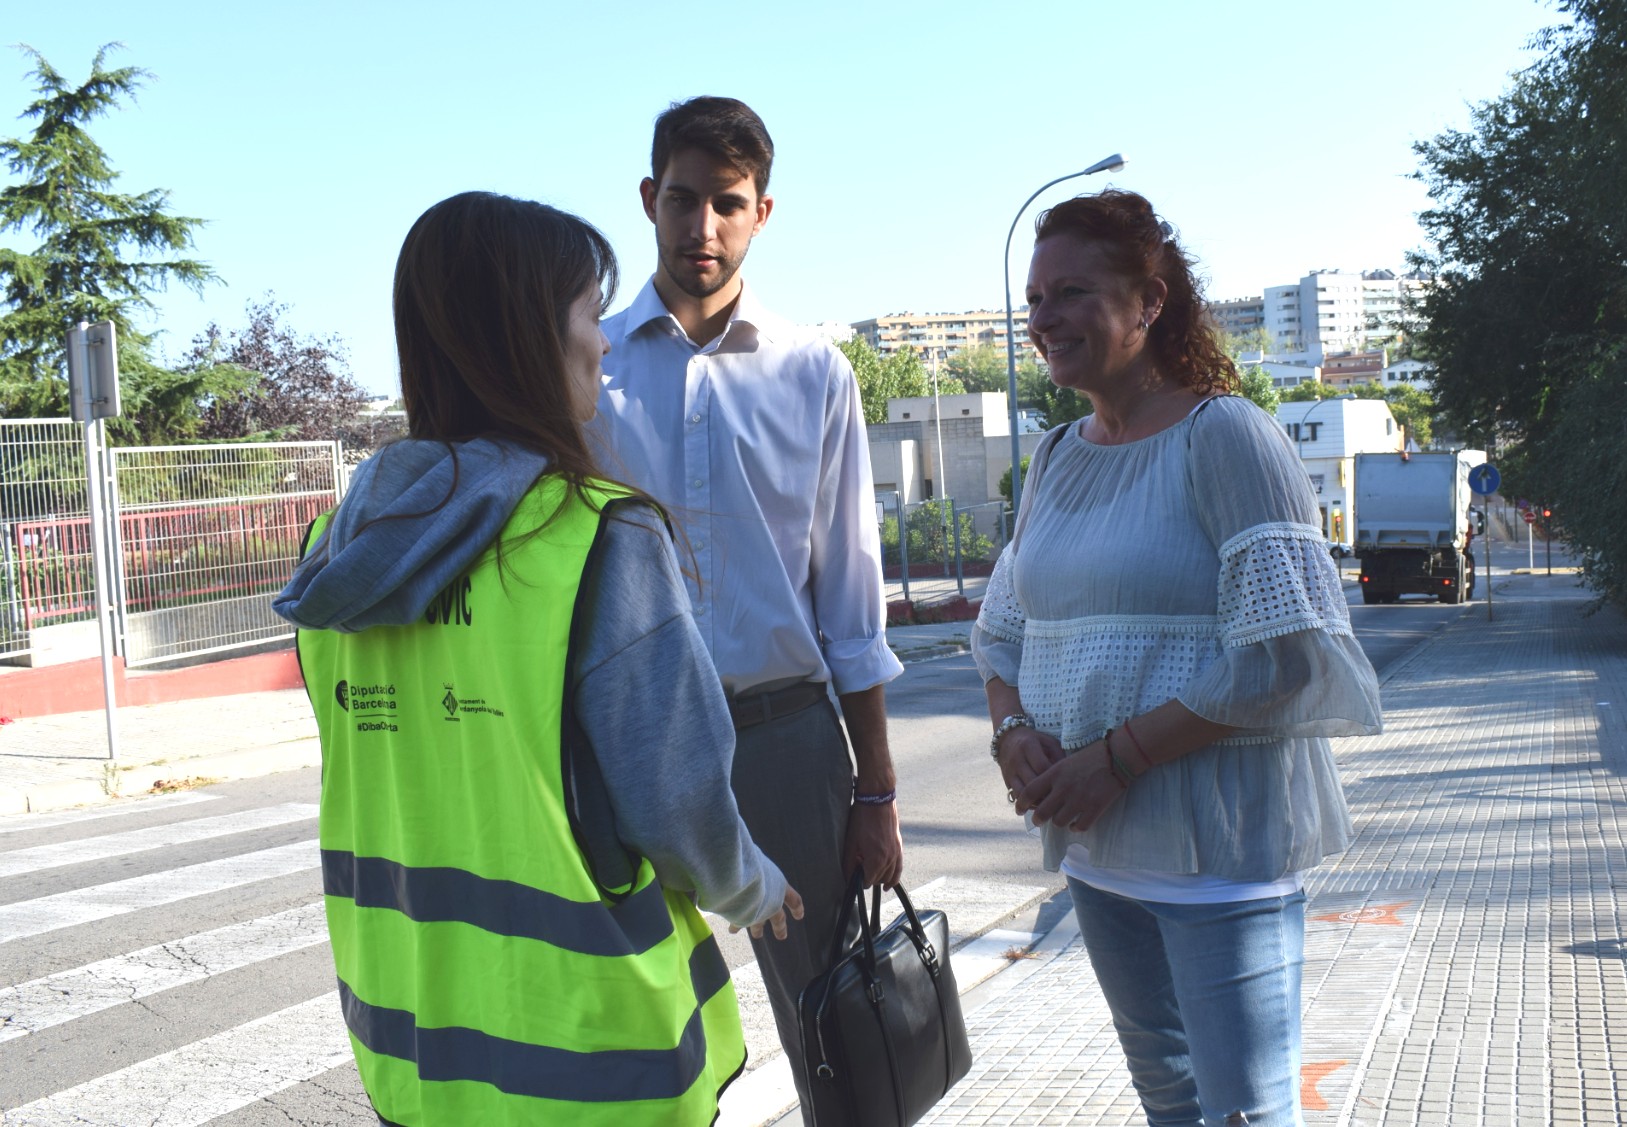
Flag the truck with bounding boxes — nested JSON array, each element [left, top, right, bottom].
[[1352, 450, 1485, 605]]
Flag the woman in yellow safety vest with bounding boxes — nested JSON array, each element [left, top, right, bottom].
[[276, 191, 801, 1126]]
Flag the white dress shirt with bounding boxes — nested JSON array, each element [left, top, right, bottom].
[[593, 277, 903, 699]]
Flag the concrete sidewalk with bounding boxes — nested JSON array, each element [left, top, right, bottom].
[[908, 570, 1627, 1126]]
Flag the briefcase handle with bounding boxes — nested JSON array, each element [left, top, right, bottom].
[[826, 871, 942, 987]]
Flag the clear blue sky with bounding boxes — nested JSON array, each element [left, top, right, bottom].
[[6, 0, 1555, 395]]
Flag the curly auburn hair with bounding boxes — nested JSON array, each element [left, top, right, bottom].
[[1033, 190, 1237, 395]]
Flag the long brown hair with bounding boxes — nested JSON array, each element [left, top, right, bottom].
[[1034, 190, 1238, 395], [393, 191, 649, 528]]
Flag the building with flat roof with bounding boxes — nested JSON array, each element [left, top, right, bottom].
[[1274, 397, 1404, 546], [850, 309, 1042, 366], [1211, 296, 1266, 338]]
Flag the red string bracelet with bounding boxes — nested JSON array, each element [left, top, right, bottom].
[[1121, 717, 1154, 772]]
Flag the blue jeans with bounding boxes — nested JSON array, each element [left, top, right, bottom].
[[1066, 878, 1307, 1127]]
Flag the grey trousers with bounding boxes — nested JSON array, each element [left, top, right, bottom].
[[730, 696, 857, 1124]]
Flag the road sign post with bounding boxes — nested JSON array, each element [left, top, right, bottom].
[[1470, 463, 1498, 621], [65, 321, 123, 763]]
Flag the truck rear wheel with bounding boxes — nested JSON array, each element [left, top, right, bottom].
[[1362, 586, 1381, 605]]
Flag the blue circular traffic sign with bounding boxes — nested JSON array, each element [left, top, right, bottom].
[[1469, 463, 1500, 495]]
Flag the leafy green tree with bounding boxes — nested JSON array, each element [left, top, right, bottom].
[[836, 337, 964, 424], [943, 343, 1003, 392], [0, 46, 220, 433], [1382, 383, 1437, 448], [943, 342, 1047, 396], [1222, 328, 1275, 360], [1236, 365, 1279, 414], [1281, 381, 1339, 402], [998, 455, 1030, 507], [1410, 0, 1626, 603]]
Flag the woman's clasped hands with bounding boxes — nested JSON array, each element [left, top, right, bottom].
[[997, 727, 1126, 834]]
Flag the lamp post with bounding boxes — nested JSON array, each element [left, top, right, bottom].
[[1003, 154, 1125, 514], [1292, 392, 1356, 540]]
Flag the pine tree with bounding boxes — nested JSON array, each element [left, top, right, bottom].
[[0, 45, 216, 420]]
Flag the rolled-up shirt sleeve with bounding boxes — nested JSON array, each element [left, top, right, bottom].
[[1176, 399, 1382, 736], [809, 350, 904, 694]]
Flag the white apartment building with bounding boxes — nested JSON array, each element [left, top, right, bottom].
[[849, 309, 1042, 366], [1256, 269, 1428, 364]]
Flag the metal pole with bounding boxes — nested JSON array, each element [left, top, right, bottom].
[[1484, 514, 1494, 622], [1527, 512, 1534, 572], [77, 390, 120, 761], [896, 493, 911, 606], [951, 500, 965, 598], [931, 357, 951, 579], [1545, 515, 1551, 576]]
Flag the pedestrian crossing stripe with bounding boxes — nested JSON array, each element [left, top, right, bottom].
[[0, 791, 218, 836], [0, 838, 318, 943], [3, 992, 354, 1127], [0, 901, 328, 1043], [0, 802, 317, 879]]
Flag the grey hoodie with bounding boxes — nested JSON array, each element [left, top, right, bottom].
[[276, 438, 786, 930]]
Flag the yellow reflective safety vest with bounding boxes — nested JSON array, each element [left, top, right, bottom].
[[297, 478, 746, 1126]]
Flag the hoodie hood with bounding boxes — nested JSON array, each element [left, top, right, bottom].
[[273, 437, 551, 632]]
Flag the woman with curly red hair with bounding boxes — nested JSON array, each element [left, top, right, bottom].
[[973, 189, 1381, 1125]]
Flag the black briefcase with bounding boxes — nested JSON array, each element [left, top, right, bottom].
[[796, 873, 973, 1126]]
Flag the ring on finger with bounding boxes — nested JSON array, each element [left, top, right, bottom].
[[1006, 788, 1016, 804]]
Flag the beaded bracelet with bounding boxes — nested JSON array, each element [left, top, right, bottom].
[[988, 713, 1035, 759], [852, 777, 897, 806]]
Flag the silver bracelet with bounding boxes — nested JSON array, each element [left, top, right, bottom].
[[989, 713, 1035, 759]]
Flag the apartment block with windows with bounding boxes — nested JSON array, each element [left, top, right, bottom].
[[1250, 269, 1428, 364], [849, 309, 1042, 365], [1210, 296, 1266, 338]]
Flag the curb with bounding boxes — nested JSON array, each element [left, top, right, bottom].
[[111, 740, 323, 798], [1, 777, 110, 816], [893, 643, 971, 664], [2, 738, 322, 816]]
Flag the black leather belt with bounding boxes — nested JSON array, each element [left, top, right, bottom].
[[728, 681, 828, 730]]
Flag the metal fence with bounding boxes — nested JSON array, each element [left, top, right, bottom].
[[110, 442, 344, 666], [0, 420, 92, 660], [879, 495, 1011, 607], [0, 426, 343, 668]]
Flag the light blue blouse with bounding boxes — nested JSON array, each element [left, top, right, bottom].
[[972, 395, 1382, 881]]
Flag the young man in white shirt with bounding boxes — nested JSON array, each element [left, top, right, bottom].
[[594, 96, 904, 1110]]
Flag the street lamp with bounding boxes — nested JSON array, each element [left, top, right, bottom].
[[1291, 391, 1357, 462], [1004, 154, 1125, 514], [1292, 392, 1356, 540]]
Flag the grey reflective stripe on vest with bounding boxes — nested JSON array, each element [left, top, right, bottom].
[[322, 849, 674, 956], [338, 935, 734, 1103]]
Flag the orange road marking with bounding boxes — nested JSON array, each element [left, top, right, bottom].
[[1310, 901, 1411, 926], [1301, 1059, 1348, 1111]]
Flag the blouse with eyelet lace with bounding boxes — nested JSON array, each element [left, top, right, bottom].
[[972, 395, 1382, 883]]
